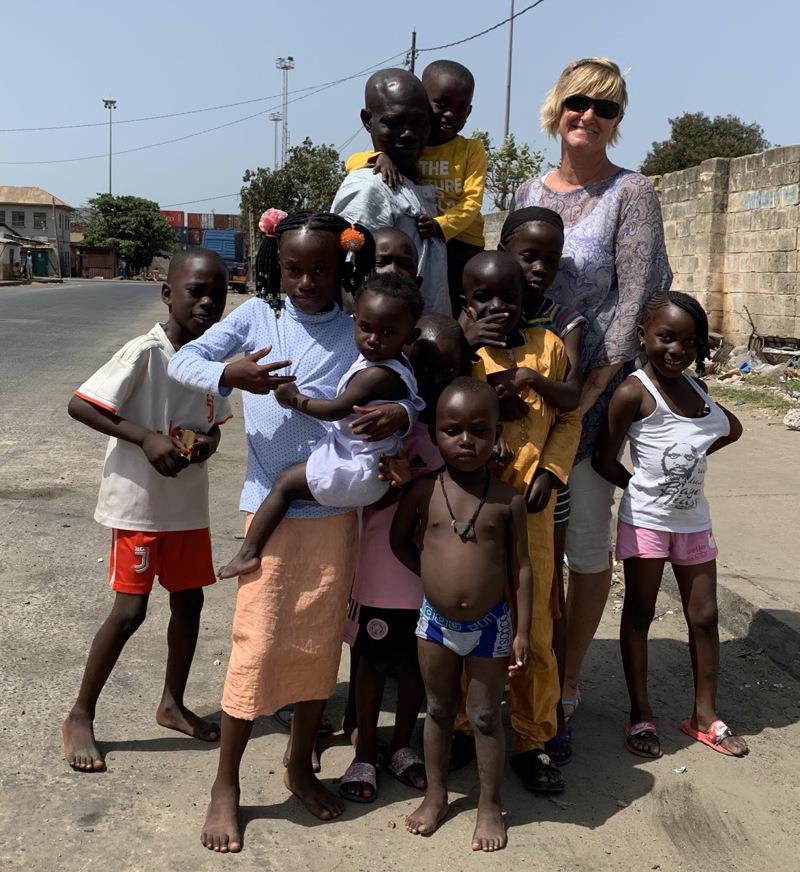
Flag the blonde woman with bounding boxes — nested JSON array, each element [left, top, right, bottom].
[[512, 58, 672, 764]]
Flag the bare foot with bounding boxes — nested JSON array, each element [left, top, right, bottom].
[[156, 701, 219, 742], [283, 768, 344, 820], [217, 549, 261, 580], [405, 794, 448, 835], [471, 802, 507, 852], [62, 712, 106, 772], [201, 783, 242, 853], [282, 735, 321, 772]]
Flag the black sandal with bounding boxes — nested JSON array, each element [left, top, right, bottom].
[[510, 749, 565, 794]]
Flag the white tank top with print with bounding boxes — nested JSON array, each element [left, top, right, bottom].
[[619, 369, 730, 533]]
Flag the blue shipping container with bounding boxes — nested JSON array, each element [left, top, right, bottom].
[[201, 229, 244, 263]]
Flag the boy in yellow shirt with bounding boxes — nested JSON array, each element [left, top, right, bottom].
[[346, 60, 486, 316]]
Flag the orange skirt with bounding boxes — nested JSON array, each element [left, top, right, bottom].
[[221, 511, 358, 720]]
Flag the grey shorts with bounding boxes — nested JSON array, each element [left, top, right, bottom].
[[564, 458, 615, 574]]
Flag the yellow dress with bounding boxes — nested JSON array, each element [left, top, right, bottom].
[[464, 326, 581, 749]]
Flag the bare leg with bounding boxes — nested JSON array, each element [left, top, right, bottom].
[[406, 640, 461, 836], [563, 562, 612, 715], [342, 647, 360, 747], [389, 657, 426, 789], [201, 713, 252, 852], [620, 557, 665, 756], [62, 592, 148, 772], [341, 655, 387, 801], [465, 656, 508, 852], [218, 463, 314, 579], [674, 561, 748, 756], [284, 699, 345, 820], [156, 588, 219, 741]]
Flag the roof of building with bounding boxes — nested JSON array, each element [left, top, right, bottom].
[[0, 186, 73, 209]]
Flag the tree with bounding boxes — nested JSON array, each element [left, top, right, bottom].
[[240, 137, 344, 221], [83, 194, 175, 273], [641, 112, 770, 176], [472, 130, 543, 211]]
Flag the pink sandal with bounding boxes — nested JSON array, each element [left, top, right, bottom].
[[625, 721, 663, 759], [679, 718, 745, 756]]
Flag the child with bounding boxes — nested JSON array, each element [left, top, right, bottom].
[[498, 206, 587, 763], [217, 270, 425, 579], [348, 60, 486, 316], [61, 249, 231, 773], [168, 211, 416, 850], [459, 251, 581, 794], [340, 312, 469, 803], [593, 291, 748, 758], [332, 67, 449, 315], [391, 377, 532, 852], [373, 226, 422, 283]]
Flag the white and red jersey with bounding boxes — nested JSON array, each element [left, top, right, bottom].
[[75, 322, 231, 532]]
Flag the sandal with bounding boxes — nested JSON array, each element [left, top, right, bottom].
[[510, 749, 565, 795], [339, 760, 378, 803], [544, 729, 573, 766], [625, 721, 663, 759], [561, 690, 581, 724], [382, 747, 426, 790], [679, 718, 748, 757]]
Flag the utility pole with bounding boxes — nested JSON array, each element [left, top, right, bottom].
[[408, 29, 417, 74], [102, 98, 117, 194], [275, 57, 294, 166], [269, 111, 283, 169], [503, 1, 514, 140]]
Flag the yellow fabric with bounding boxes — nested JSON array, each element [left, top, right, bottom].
[[456, 327, 582, 748], [345, 135, 486, 246]]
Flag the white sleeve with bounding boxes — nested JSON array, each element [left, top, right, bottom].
[[331, 171, 396, 230], [74, 338, 150, 413]]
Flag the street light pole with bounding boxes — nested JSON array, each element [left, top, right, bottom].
[[102, 99, 117, 194], [269, 111, 283, 169], [503, 1, 514, 140], [275, 57, 294, 166]]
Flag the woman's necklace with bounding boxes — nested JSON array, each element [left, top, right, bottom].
[[438, 469, 490, 541]]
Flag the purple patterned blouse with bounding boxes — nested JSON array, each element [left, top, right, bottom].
[[512, 169, 672, 460]]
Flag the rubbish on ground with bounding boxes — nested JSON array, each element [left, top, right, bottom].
[[784, 409, 800, 431], [673, 766, 687, 774]]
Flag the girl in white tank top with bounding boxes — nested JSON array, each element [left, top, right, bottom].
[[594, 292, 749, 761]]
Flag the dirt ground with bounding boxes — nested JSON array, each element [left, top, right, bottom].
[[2, 286, 799, 871]]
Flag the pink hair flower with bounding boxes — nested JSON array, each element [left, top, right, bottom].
[[259, 208, 288, 236]]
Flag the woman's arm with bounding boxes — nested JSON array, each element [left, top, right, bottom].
[[592, 378, 642, 488], [507, 492, 533, 676], [579, 362, 623, 418], [390, 479, 427, 576]]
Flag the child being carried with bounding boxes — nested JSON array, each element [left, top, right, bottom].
[[218, 270, 425, 578]]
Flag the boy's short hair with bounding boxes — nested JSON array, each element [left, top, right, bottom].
[[421, 60, 475, 95], [439, 375, 500, 417], [354, 271, 424, 322], [540, 57, 628, 146], [167, 248, 227, 284]]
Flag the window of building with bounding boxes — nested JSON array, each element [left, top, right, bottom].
[[33, 212, 47, 231], [11, 211, 25, 228], [0, 210, 5, 224]]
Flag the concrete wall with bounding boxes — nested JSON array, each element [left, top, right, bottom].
[[0, 203, 72, 272], [483, 145, 800, 345]]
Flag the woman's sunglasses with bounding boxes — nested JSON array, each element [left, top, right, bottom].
[[563, 94, 621, 120]]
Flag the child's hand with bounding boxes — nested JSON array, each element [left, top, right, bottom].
[[525, 469, 558, 513], [187, 432, 217, 464], [274, 381, 300, 408], [222, 346, 295, 394], [141, 432, 186, 477], [378, 448, 411, 487], [498, 395, 529, 421], [416, 214, 444, 240], [508, 634, 531, 676], [350, 404, 407, 442], [373, 153, 402, 190], [461, 310, 509, 349], [490, 435, 514, 470]]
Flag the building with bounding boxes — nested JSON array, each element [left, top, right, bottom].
[[0, 186, 73, 275]]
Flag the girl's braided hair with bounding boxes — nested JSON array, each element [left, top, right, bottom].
[[255, 210, 375, 313], [642, 290, 710, 370]]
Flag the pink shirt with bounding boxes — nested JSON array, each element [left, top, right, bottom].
[[351, 424, 442, 610]]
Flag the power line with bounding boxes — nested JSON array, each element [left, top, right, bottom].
[[416, 0, 546, 52], [161, 193, 241, 208]]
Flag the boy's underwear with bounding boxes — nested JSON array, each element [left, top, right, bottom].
[[346, 600, 419, 663], [108, 528, 216, 595], [416, 597, 512, 658]]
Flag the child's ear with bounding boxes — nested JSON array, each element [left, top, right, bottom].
[[636, 324, 645, 346], [360, 109, 372, 132], [161, 282, 172, 306], [465, 305, 478, 321]]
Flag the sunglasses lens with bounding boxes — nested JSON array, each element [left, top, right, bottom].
[[594, 99, 620, 119], [564, 95, 591, 113]]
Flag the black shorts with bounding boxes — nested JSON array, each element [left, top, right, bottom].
[[353, 603, 420, 664]]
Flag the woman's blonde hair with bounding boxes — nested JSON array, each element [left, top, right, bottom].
[[540, 57, 628, 146]]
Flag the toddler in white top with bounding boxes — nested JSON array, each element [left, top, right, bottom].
[[594, 291, 749, 761], [218, 271, 425, 579]]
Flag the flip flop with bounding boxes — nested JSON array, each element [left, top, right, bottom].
[[625, 721, 663, 759], [382, 747, 426, 791], [544, 729, 573, 766], [679, 718, 744, 757], [339, 760, 377, 803], [510, 749, 565, 795], [561, 690, 581, 724]]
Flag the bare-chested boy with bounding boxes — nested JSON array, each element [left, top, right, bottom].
[[390, 377, 532, 852]]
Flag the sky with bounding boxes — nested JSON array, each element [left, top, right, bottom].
[[2, 0, 796, 215]]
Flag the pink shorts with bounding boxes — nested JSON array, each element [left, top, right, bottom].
[[616, 521, 718, 566]]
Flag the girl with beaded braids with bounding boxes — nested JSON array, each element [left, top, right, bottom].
[[169, 210, 422, 845], [593, 291, 748, 761]]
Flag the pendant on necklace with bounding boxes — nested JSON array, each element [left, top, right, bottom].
[[451, 520, 476, 541]]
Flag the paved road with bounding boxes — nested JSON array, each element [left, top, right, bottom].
[[1, 283, 799, 871]]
